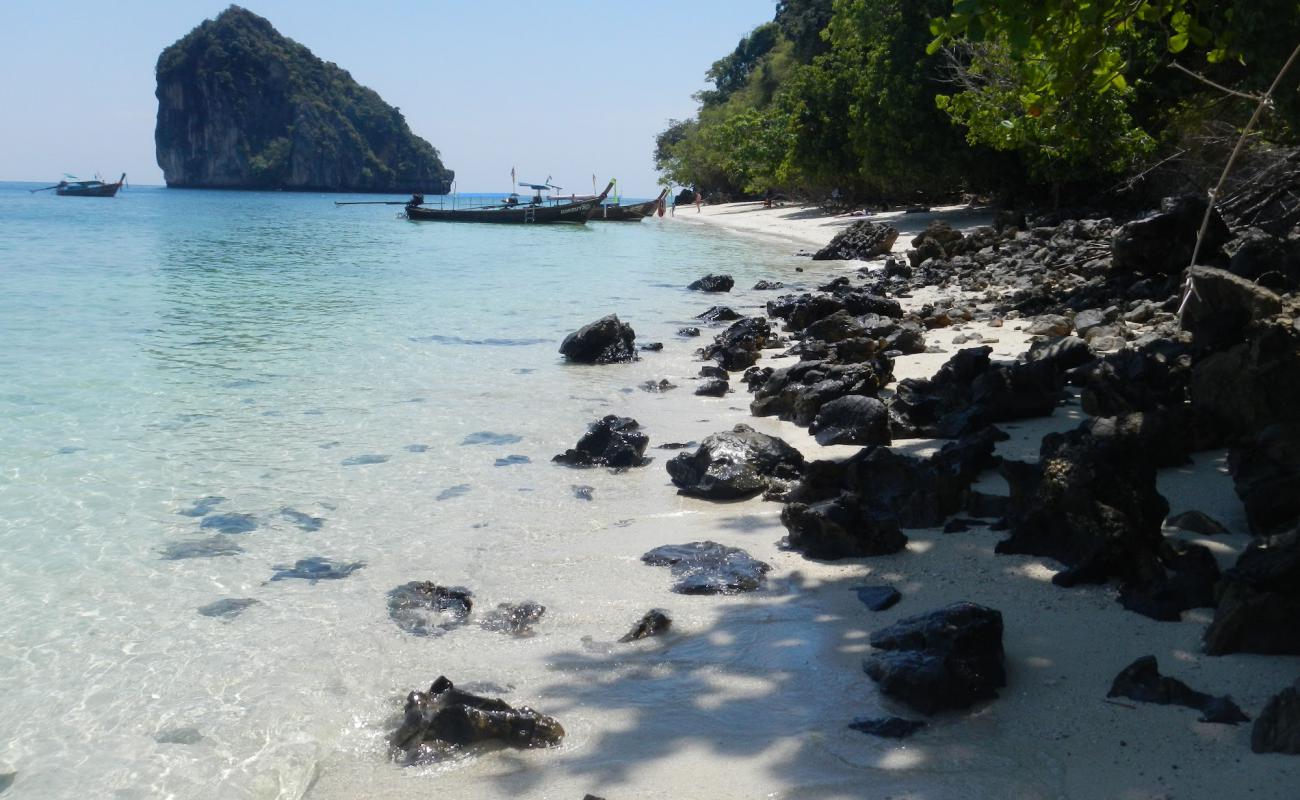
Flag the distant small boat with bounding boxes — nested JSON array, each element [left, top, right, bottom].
[[589, 188, 669, 221], [405, 180, 614, 224], [31, 173, 126, 197]]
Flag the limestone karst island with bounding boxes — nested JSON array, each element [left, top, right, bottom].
[[154, 6, 452, 193]]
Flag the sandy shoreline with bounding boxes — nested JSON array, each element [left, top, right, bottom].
[[634, 201, 1300, 799]]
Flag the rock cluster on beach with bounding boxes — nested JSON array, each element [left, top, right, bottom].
[[643, 190, 1300, 755]]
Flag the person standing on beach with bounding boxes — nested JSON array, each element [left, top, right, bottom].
[[695, 190, 703, 213]]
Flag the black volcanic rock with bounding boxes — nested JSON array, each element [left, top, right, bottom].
[[155, 6, 453, 192], [687, 274, 734, 292], [559, 315, 637, 364], [390, 676, 564, 764], [863, 602, 1006, 715], [665, 424, 804, 500], [812, 220, 899, 261], [552, 415, 650, 468], [1107, 655, 1249, 724], [1253, 681, 1300, 754]]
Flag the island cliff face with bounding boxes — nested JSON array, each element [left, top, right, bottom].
[[155, 6, 453, 193]]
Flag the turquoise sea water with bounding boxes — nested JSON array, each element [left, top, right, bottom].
[[0, 183, 850, 799]]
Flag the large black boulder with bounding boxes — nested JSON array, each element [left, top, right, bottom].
[[1117, 539, 1219, 622], [391, 676, 564, 764], [641, 541, 770, 594], [666, 424, 804, 500], [1253, 680, 1300, 754], [780, 494, 907, 559], [552, 415, 650, 468], [1111, 195, 1230, 275], [810, 395, 890, 446], [812, 220, 899, 261], [559, 314, 637, 364], [1228, 424, 1300, 536], [996, 421, 1169, 590], [863, 602, 1006, 715], [1203, 529, 1300, 656], [687, 274, 734, 292], [1181, 265, 1284, 352]]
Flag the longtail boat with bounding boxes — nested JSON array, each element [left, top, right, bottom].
[[405, 181, 614, 224], [589, 188, 669, 221], [31, 173, 126, 197]]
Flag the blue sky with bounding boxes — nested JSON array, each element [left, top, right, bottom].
[[0, 1, 775, 195]]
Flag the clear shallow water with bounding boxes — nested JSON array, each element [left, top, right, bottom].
[[1, 184, 870, 799]]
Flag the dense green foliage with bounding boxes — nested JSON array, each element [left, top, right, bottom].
[[156, 5, 452, 191], [930, 0, 1300, 182], [658, 0, 1300, 201]]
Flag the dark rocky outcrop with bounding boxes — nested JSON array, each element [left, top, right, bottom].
[[1203, 529, 1300, 655], [784, 428, 1001, 544], [1228, 424, 1300, 536], [391, 676, 563, 763], [641, 541, 770, 594], [888, 347, 1064, 439], [863, 602, 1006, 715], [695, 378, 729, 397], [552, 415, 650, 468], [809, 395, 890, 446], [1253, 681, 1300, 754], [665, 424, 804, 500], [697, 305, 741, 322], [767, 291, 902, 332], [559, 315, 638, 364], [387, 582, 474, 636], [1111, 196, 1229, 274], [749, 357, 894, 427], [155, 7, 453, 192], [780, 495, 907, 559], [753, 280, 785, 290], [701, 317, 771, 371], [687, 274, 734, 292], [1117, 539, 1219, 622], [996, 422, 1169, 591], [1107, 655, 1249, 724], [619, 609, 672, 642], [812, 221, 899, 261]]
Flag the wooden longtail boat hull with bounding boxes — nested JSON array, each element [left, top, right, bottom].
[[588, 188, 669, 221], [55, 174, 125, 197], [405, 181, 614, 224]]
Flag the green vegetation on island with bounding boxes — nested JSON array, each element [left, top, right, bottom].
[[656, 0, 1300, 203], [155, 5, 453, 193]]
